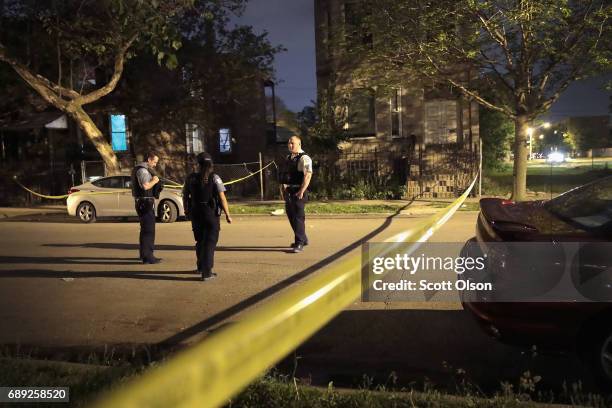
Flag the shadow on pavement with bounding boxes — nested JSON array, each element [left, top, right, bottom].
[[156, 202, 414, 349], [0, 256, 142, 265], [0, 268, 200, 281], [0, 213, 138, 223], [277, 308, 600, 394], [45, 243, 290, 252]]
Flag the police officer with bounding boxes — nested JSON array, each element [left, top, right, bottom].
[[282, 135, 313, 253], [182, 152, 232, 281], [131, 151, 162, 264]]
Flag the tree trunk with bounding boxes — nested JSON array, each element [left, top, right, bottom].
[[69, 107, 120, 175], [512, 115, 529, 201]]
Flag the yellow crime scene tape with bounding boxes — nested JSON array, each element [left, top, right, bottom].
[[11, 161, 275, 200], [219, 160, 276, 186], [93, 175, 478, 408]]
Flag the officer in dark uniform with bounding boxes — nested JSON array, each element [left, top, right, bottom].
[[182, 152, 232, 281], [281, 135, 313, 253], [131, 151, 162, 264]]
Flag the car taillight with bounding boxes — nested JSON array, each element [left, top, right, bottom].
[[68, 188, 80, 195], [501, 199, 514, 206]]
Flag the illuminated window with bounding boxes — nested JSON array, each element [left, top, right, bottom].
[[391, 88, 401, 137], [186, 123, 204, 154], [110, 114, 128, 151], [219, 128, 232, 153]]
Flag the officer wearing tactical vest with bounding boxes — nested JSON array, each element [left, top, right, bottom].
[[182, 152, 232, 281], [282, 135, 313, 253], [131, 151, 162, 264]]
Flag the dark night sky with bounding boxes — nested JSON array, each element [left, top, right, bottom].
[[234, 0, 610, 120], [233, 0, 317, 112]]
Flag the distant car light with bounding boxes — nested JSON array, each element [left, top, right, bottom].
[[547, 152, 565, 163]]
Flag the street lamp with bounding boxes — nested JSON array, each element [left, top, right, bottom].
[[527, 122, 551, 160]]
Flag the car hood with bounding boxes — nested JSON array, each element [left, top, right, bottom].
[[479, 198, 584, 239]]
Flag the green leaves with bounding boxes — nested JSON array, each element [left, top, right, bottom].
[[164, 53, 178, 69]]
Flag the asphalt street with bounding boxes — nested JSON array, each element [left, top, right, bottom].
[[0, 210, 597, 392]]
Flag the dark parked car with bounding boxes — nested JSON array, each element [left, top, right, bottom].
[[461, 175, 612, 386]]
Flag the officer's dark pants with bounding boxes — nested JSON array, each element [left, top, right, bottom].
[[191, 206, 221, 273], [285, 189, 308, 245], [135, 198, 156, 261]]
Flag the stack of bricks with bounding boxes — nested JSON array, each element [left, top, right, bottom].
[[405, 173, 474, 199]]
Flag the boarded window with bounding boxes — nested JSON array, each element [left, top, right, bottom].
[[344, 1, 372, 48], [347, 88, 376, 137], [424, 100, 457, 144]]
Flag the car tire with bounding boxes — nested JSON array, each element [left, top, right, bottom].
[[159, 200, 178, 223], [584, 326, 612, 389], [77, 201, 97, 223]]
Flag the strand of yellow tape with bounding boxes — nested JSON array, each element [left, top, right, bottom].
[[218, 160, 276, 186], [11, 161, 275, 200], [93, 175, 478, 408]]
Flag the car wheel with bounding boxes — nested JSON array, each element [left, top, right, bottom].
[[159, 200, 178, 223], [77, 201, 96, 223], [583, 326, 612, 389]]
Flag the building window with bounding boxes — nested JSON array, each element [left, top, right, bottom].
[[346, 88, 376, 137], [344, 1, 372, 49], [219, 128, 232, 153], [424, 100, 458, 144], [264, 81, 278, 144], [186, 123, 204, 154], [391, 88, 401, 137], [347, 159, 377, 178], [110, 114, 128, 151]]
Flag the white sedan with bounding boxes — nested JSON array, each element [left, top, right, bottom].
[[67, 175, 185, 223]]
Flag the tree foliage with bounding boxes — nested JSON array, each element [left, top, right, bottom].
[[480, 107, 514, 170], [0, 0, 279, 175], [356, 0, 611, 199]]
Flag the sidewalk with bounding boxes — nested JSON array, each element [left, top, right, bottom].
[[0, 198, 484, 219], [0, 205, 66, 219]]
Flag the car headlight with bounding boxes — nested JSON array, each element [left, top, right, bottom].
[[547, 152, 564, 163]]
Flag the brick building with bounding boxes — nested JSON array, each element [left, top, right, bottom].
[[314, 0, 480, 198]]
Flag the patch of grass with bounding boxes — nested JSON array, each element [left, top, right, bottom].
[[1, 358, 610, 408], [231, 373, 611, 408], [483, 167, 612, 196], [231, 203, 408, 215], [0, 358, 139, 407], [428, 201, 481, 211]]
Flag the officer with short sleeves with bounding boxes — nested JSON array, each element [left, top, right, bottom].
[[281, 135, 313, 253], [183, 152, 232, 280]]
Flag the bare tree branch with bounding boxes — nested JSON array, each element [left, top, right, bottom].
[[418, 47, 515, 117], [0, 43, 82, 99], [75, 33, 138, 106]]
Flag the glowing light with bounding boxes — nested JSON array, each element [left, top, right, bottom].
[[547, 152, 565, 163]]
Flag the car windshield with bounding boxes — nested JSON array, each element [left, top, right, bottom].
[[544, 176, 612, 231], [92, 177, 124, 189]]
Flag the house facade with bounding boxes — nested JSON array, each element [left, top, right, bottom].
[[0, 73, 272, 204], [314, 0, 480, 198]]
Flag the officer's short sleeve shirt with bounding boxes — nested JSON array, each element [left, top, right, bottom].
[[136, 167, 151, 189], [298, 154, 313, 174], [213, 174, 226, 193]]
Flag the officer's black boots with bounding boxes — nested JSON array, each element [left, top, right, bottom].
[[201, 270, 217, 281]]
